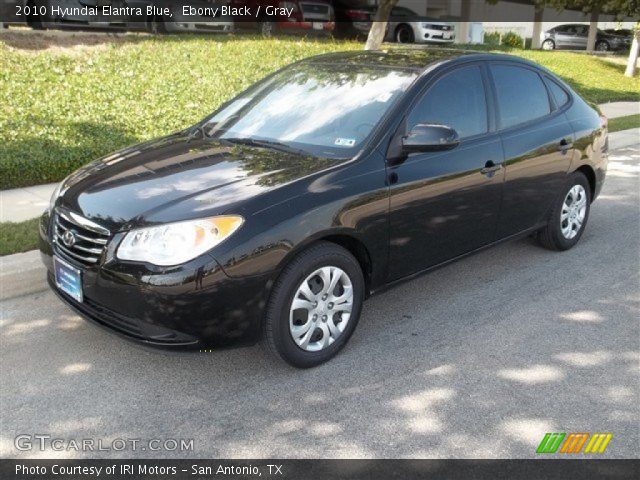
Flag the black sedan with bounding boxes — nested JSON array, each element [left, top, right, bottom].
[[40, 49, 608, 367]]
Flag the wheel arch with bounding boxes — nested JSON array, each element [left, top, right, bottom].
[[275, 229, 375, 297], [574, 164, 597, 202]]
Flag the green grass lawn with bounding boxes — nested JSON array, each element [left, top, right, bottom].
[[1, 32, 639, 191], [0, 218, 40, 256], [608, 114, 640, 133]]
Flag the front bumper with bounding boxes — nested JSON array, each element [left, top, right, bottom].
[[39, 212, 274, 349], [414, 26, 455, 43]]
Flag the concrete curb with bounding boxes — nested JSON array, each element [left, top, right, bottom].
[[0, 250, 47, 301]]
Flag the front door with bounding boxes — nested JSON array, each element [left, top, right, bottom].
[[387, 65, 504, 281]]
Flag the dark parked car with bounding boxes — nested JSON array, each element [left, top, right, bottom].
[[541, 24, 628, 51], [41, 49, 608, 367]]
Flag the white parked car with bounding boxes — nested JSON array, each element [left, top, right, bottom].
[[385, 7, 455, 44]]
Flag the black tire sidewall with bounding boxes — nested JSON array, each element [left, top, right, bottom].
[[267, 244, 364, 368], [549, 173, 591, 250], [396, 25, 414, 43]]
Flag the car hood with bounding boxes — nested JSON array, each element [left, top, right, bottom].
[[56, 132, 341, 231]]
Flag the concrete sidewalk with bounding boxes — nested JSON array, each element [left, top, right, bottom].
[[0, 183, 55, 222], [599, 101, 639, 119]]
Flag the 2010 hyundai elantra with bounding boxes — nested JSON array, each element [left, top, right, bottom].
[[40, 49, 608, 367]]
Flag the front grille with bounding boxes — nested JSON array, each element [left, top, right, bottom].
[[425, 24, 452, 31], [53, 209, 110, 266]]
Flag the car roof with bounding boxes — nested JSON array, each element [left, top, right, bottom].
[[301, 48, 536, 73]]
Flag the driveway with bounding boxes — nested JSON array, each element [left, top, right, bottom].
[[1, 146, 638, 459]]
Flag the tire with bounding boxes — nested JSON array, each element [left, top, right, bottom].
[[595, 40, 610, 52], [536, 172, 591, 251], [542, 39, 555, 50], [395, 24, 415, 44], [263, 242, 365, 368]]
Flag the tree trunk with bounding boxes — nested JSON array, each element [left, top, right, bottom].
[[586, 10, 599, 52], [364, 0, 399, 51], [455, 0, 472, 44], [532, 8, 544, 49], [625, 28, 640, 77]]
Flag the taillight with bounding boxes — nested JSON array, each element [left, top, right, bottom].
[[345, 9, 369, 21]]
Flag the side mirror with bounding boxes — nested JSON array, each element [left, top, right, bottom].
[[402, 124, 460, 153]]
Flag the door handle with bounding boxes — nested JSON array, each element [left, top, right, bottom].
[[558, 139, 573, 152], [480, 161, 502, 175]]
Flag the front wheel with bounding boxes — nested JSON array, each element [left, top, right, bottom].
[[595, 40, 610, 51], [536, 172, 591, 251], [541, 39, 555, 50], [395, 24, 415, 44], [263, 242, 365, 368]]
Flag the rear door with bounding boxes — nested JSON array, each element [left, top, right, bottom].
[[488, 63, 575, 239]]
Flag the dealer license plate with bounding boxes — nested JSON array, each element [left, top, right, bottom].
[[313, 22, 323, 30], [443, 31, 451, 39], [54, 255, 83, 302]]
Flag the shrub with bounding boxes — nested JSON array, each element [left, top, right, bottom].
[[502, 31, 525, 48]]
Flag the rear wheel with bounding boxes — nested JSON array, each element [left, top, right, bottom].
[[536, 172, 591, 251], [263, 242, 364, 368]]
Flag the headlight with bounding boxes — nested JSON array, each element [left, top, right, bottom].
[[116, 216, 244, 266]]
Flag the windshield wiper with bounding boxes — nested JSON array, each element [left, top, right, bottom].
[[222, 138, 311, 156]]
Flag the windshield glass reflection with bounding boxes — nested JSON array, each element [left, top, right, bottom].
[[204, 64, 417, 157]]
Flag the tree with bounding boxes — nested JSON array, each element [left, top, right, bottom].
[[364, 0, 399, 51], [625, 24, 640, 77]]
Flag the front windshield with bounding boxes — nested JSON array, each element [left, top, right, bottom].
[[203, 63, 417, 157]]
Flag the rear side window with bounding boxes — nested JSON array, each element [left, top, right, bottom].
[[545, 78, 570, 108], [491, 65, 551, 129], [408, 66, 488, 139]]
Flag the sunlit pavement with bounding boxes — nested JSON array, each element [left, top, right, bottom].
[[1, 146, 638, 459]]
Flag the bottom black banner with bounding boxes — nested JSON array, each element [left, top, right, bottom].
[[1, 459, 638, 480]]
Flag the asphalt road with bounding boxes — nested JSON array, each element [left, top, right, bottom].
[[1, 146, 638, 460]]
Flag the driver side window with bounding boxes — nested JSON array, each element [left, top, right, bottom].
[[407, 66, 488, 140]]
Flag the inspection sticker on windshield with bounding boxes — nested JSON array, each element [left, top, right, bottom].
[[335, 138, 356, 147]]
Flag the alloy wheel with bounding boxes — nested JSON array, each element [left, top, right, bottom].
[[542, 40, 555, 50], [289, 266, 354, 352], [560, 185, 587, 239]]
